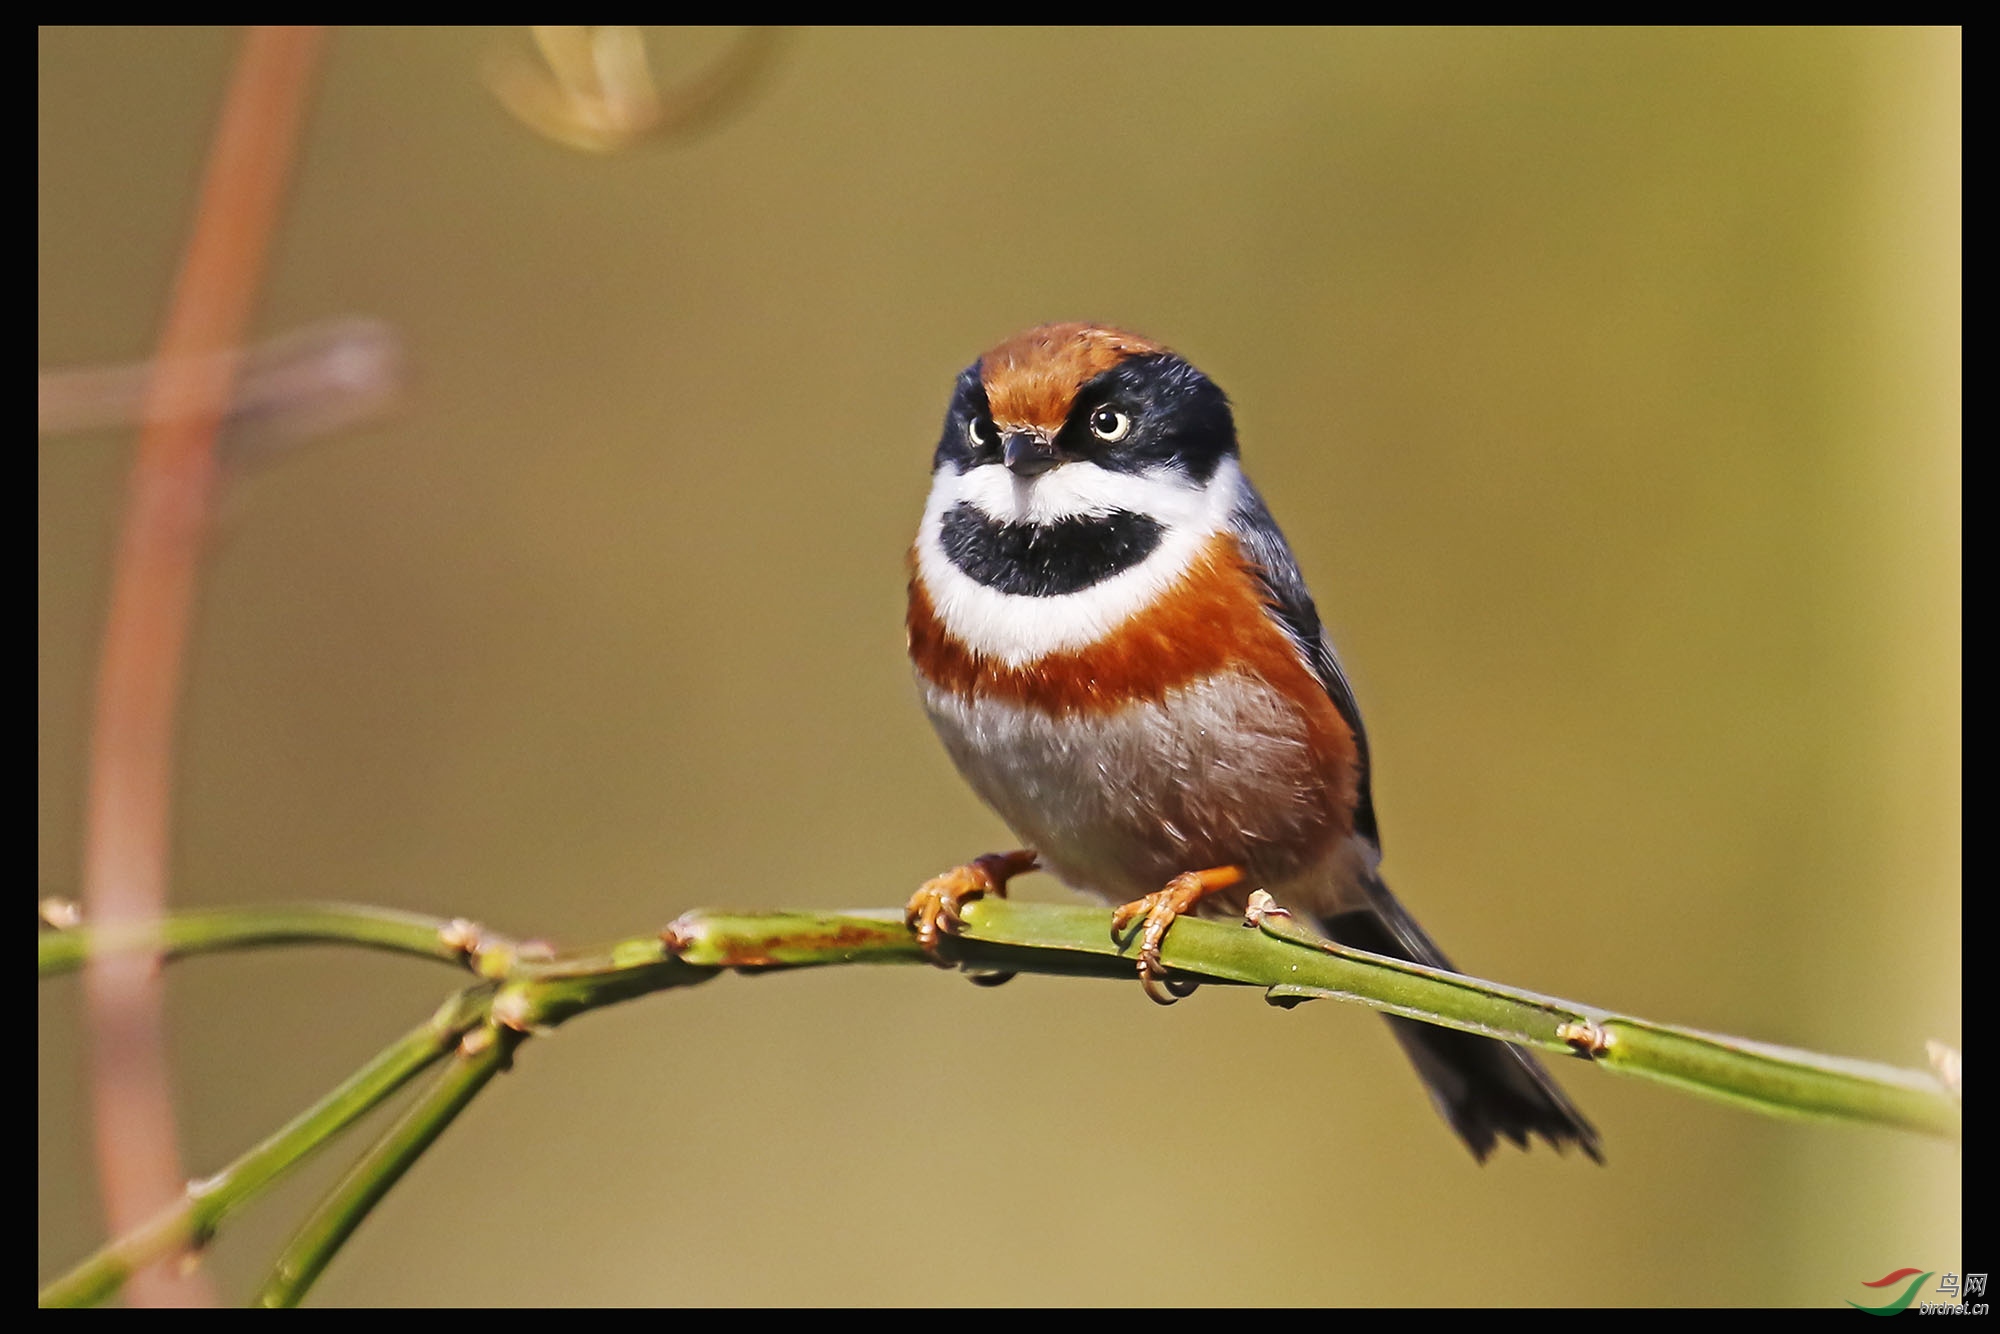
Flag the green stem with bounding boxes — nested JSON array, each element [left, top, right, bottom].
[[38, 987, 491, 1308], [668, 896, 1952, 1136], [1575, 1020, 1956, 1132], [39, 896, 1959, 1306], [38, 902, 511, 977], [256, 1022, 524, 1308], [42, 899, 1960, 1144], [1199, 902, 1958, 1139], [674, 899, 1959, 1139]]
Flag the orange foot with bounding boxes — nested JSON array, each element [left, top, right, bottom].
[[906, 850, 1038, 967], [1111, 865, 1246, 1006]]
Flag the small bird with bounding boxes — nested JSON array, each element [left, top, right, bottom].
[[904, 322, 1601, 1162]]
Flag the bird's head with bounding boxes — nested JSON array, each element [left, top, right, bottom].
[[931, 322, 1238, 490]]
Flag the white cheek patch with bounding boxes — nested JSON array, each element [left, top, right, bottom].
[[915, 457, 1242, 666], [944, 457, 1229, 529]]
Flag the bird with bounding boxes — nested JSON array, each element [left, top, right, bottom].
[[903, 321, 1601, 1163]]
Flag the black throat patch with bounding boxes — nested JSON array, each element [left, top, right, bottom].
[[937, 503, 1165, 597]]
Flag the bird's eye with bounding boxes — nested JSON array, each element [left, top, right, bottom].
[[1088, 406, 1132, 443], [967, 416, 995, 453]]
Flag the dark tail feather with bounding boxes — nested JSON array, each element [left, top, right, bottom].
[[1320, 874, 1603, 1164]]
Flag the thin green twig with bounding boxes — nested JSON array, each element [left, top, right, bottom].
[[38, 902, 514, 977], [1232, 903, 1958, 1138], [38, 987, 491, 1308], [256, 1023, 524, 1308]]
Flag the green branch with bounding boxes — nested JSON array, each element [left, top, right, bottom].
[[257, 1022, 525, 1308], [38, 896, 1959, 1307], [1231, 903, 1957, 1135], [37, 902, 501, 975], [38, 986, 492, 1308]]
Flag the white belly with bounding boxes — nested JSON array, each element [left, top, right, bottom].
[[919, 670, 1365, 912]]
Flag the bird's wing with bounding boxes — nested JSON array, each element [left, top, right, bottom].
[[1229, 475, 1380, 849]]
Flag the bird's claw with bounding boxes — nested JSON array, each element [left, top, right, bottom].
[[1111, 884, 1193, 1006], [1112, 866, 1245, 1005], [905, 850, 1038, 970], [906, 867, 985, 965]]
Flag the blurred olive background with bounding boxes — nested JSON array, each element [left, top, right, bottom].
[[39, 27, 1959, 1306]]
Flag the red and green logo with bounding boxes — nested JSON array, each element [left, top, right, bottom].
[[1848, 1268, 1935, 1315]]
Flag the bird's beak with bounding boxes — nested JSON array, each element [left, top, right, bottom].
[[1002, 430, 1060, 478]]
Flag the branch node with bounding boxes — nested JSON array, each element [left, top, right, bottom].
[[658, 915, 696, 956], [1926, 1040, 1961, 1100], [490, 987, 542, 1034], [438, 918, 484, 957], [40, 897, 84, 929], [1241, 889, 1292, 927], [1558, 1020, 1612, 1059]]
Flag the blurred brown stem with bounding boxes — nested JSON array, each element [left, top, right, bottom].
[[79, 25, 328, 1307]]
